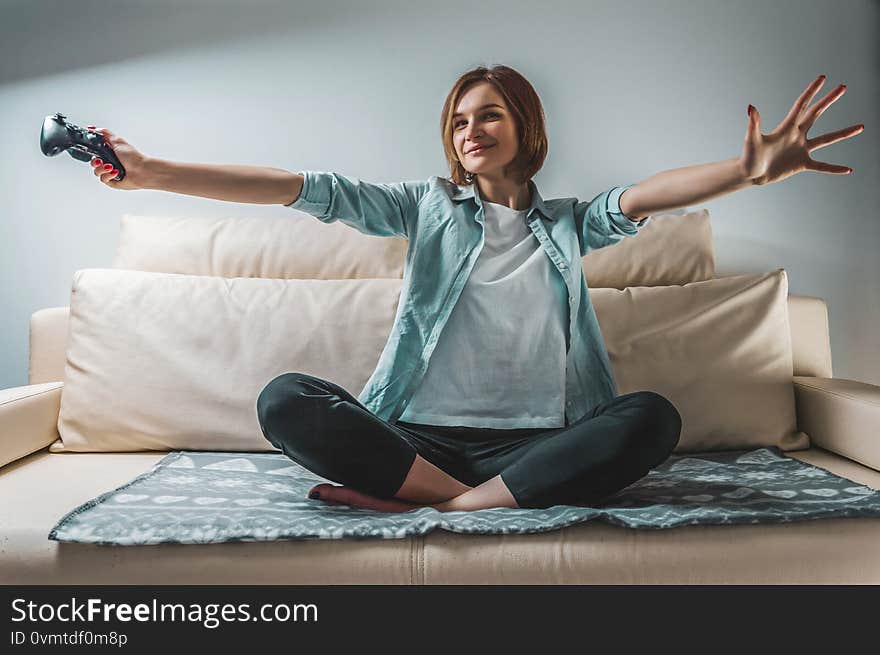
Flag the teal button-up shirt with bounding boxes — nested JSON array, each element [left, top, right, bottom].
[[286, 171, 652, 427]]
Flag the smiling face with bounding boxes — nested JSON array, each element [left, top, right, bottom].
[[452, 81, 521, 182]]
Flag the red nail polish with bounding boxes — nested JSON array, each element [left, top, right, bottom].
[[748, 104, 754, 117]]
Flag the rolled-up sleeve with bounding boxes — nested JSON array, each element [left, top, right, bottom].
[[285, 170, 428, 239], [574, 183, 653, 256]]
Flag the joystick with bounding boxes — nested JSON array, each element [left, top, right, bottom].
[[39, 113, 126, 181]]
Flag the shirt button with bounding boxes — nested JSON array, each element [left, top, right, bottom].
[[566, 400, 572, 407]]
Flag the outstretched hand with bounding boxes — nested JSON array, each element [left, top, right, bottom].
[[739, 75, 864, 186]]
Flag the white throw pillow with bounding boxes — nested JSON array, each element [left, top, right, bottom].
[[53, 269, 402, 453], [582, 209, 715, 289], [112, 213, 408, 279], [591, 268, 809, 452]]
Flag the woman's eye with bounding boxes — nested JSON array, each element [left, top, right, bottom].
[[454, 112, 500, 128]]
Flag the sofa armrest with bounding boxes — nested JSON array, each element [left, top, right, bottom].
[[0, 382, 63, 469], [793, 376, 880, 472]]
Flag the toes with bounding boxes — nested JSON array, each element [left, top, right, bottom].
[[308, 483, 333, 495], [307, 483, 346, 505]]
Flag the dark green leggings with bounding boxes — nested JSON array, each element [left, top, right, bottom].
[[256, 372, 681, 509]]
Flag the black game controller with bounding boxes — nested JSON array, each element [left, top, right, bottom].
[[40, 113, 126, 181]]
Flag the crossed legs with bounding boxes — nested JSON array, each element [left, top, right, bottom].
[[256, 372, 681, 511]]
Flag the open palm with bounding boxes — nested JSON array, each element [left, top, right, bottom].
[[739, 75, 864, 186]]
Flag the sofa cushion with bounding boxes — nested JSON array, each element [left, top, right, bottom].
[[55, 267, 803, 454], [592, 268, 809, 452], [111, 209, 714, 288], [2, 447, 879, 584]]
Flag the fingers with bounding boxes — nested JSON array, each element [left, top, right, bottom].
[[780, 74, 826, 130], [806, 158, 853, 175], [807, 123, 865, 151], [89, 157, 119, 182], [747, 104, 762, 136], [803, 84, 847, 127], [86, 126, 122, 182], [87, 126, 119, 149]]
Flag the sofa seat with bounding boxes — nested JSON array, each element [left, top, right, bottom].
[[2, 446, 879, 584]]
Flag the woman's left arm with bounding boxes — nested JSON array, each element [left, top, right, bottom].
[[619, 75, 865, 221]]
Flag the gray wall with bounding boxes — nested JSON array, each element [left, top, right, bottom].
[[2, 0, 877, 389]]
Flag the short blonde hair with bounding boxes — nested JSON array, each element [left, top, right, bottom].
[[440, 64, 548, 186]]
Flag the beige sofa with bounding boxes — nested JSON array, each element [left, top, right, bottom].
[[2, 207, 879, 584]]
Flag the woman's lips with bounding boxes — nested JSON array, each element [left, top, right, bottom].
[[468, 144, 495, 156]]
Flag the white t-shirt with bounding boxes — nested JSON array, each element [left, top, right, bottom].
[[397, 198, 569, 429]]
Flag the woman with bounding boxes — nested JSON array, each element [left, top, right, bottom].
[[88, 66, 862, 512]]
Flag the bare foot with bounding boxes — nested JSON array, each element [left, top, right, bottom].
[[307, 474, 520, 513], [307, 483, 428, 513]]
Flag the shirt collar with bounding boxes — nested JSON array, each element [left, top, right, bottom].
[[451, 178, 555, 222]]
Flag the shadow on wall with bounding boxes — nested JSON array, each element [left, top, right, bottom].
[[0, 0, 366, 86]]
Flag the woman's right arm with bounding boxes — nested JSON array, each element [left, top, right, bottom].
[[88, 127, 303, 205]]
